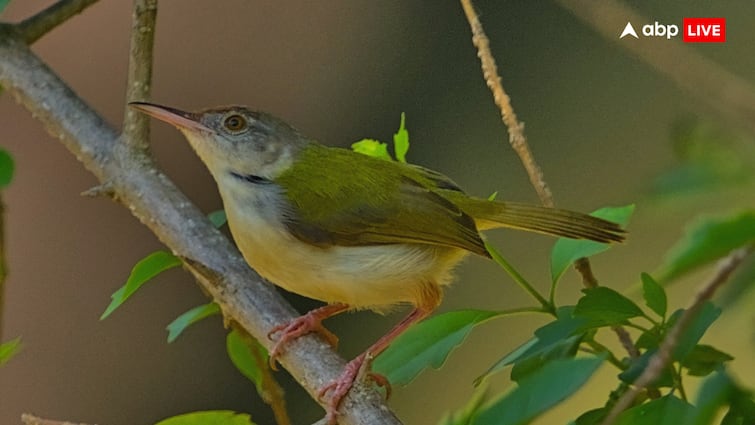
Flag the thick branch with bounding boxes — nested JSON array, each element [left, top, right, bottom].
[[556, 0, 755, 137], [0, 26, 400, 425], [17, 0, 100, 44], [122, 0, 157, 150], [600, 246, 752, 425]]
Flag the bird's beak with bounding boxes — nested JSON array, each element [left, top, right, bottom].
[[128, 102, 210, 132]]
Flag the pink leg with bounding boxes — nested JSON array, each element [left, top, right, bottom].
[[319, 307, 431, 424], [268, 303, 349, 370]]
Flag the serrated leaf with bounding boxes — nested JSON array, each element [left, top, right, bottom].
[[614, 395, 694, 425], [657, 211, 755, 283], [669, 302, 721, 362], [101, 250, 181, 319], [0, 337, 22, 366], [154, 410, 255, 425], [475, 307, 587, 385], [351, 139, 392, 161], [682, 344, 733, 377], [393, 112, 409, 163], [166, 303, 221, 343], [471, 356, 605, 425], [208, 210, 227, 228], [550, 205, 634, 283], [373, 309, 499, 386], [574, 287, 645, 327], [0, 148, 14, 188], [642, 273, 667, 318], [227, 329, 268, 395]]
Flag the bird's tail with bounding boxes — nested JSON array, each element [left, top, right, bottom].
[[460, 198, 626, 243]]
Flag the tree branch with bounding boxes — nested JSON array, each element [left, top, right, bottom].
[[0, 26, 400, 425], [556, 0, 755, 138], [122, 0, 157, 151], [600, 246, 752, 425], [17, 0, 101, 44], [459, 0, 554, 208]]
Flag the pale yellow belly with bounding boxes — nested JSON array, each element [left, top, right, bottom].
[[227, 210, 468, 311]]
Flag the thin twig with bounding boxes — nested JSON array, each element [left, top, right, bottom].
[[86, 6, 158, 193], [21, 414, 93, 425], [556, 0, 755, 138], [0, 27, 401, 425], [600, 246, 752, 425], [122, 0, 157, 151], [0, 194, 6, 341], [459, 0, 554, 208], [17, 0, 100, 44]]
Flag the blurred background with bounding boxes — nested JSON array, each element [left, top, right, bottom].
[[1, 1, 753, 424]]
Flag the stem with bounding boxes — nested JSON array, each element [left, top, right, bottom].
[[17, 0, 101, 44], [586, 339, 624, 370], [486, 241, 553, 313], [122, 0, 158, 151]]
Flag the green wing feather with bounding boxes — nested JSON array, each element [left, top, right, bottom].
[[275, 144, 489, 257]]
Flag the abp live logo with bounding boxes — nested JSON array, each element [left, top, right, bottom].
[[683, 17, 726, 43], [621, 18, 726, 43]]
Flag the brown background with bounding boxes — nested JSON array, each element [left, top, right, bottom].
[[1, 1, 753, 424]]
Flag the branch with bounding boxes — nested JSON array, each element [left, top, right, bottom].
[[600, 246, 752, 425], [17, 0, 100, 44], [0, 26, 400, 425], [122, 0, 158, 151], [459, 0, 554, 208], [556, 0, 755, 137], [21, 414, 93, 425]]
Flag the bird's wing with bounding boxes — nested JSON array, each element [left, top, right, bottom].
[[275, 145, 488, 257]]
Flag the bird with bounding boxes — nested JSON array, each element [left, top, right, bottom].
[[130, 102, 625, 423]]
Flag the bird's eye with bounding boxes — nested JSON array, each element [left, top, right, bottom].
[[223, 114, 248, 132]]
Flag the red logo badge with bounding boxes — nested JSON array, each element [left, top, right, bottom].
[[683, 18, 726, 43]]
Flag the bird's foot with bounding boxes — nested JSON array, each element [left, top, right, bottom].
[[267, 310, 339, 370], [318, 353, 391, 424]]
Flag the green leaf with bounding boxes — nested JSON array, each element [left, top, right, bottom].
[[208, 210, 227, 228], [487, 191, 498, 201], [509, 335, 581, 382], [0, 1, 11, 15], [682, 344, 733, 377], [690, 371, 736, 425], [642, 273, 667, 318], [101, 250, 181, 319], [619, 349, 675, 388], [719, 254, 755, 308], [475, 307, 587, 385], [351, 139, 392, 161], [166, 303, 221, 343], [574, 408, 608, 425], [670, 302, 721, 362], [226, 329, 268, 395], [0, 148, 14, 188], [614, 395, 695, 425], [471, 356, 605, 425], [574, 287, 645, 327], [154, 411, 255, 425], [657, 211, 755, 283], [0, 337, 22, 366], [393, 112, 409, 163], [373, 309, 499, 386], [550, 205, 634, 283]]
